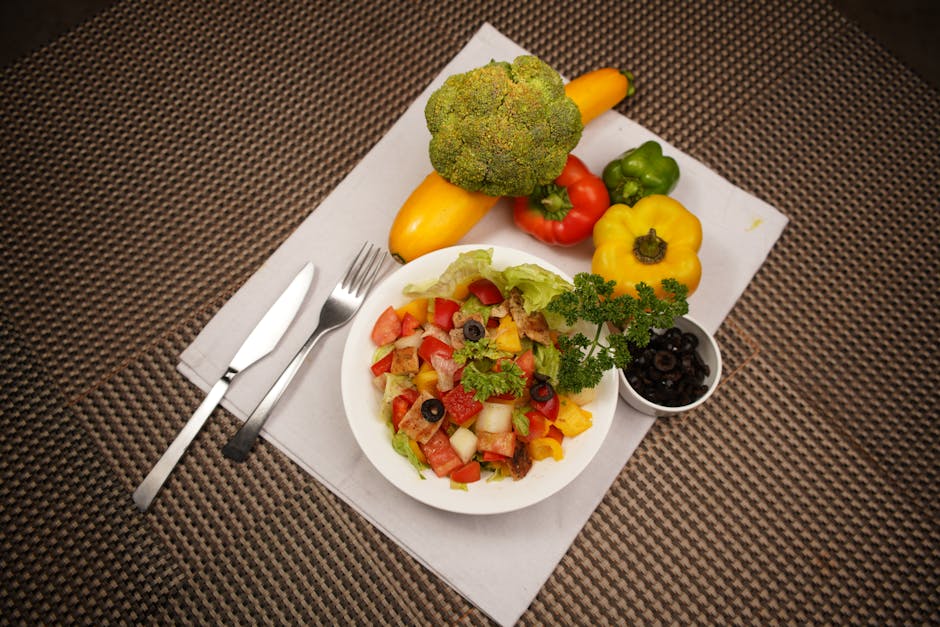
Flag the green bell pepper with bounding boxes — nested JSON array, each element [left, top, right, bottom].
[[601, 140, 680, 206]]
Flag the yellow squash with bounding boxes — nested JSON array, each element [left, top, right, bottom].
[[388, 68, 635, 263], [388, 173, 498, 264]]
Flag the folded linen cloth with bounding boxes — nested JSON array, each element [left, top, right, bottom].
[[178, 23, 788, 626]]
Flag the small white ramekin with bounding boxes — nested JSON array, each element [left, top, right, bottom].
[[618, 315, 722, 417]]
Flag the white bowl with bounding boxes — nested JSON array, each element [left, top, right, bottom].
[[618, 315, 722, 417], [340, 245, 619, 515]]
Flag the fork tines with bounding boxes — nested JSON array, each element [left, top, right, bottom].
[[344, 242, 387, 296]]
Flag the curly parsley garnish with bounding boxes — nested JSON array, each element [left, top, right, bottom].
[[452, 338, 509, 365], [459, 361, 527, 401], [546, 273, 689, 393]]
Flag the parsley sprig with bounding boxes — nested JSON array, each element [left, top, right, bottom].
[[546, 273, 689, 393], [452, 338, 509, 365], [459, 361, 527, 401]]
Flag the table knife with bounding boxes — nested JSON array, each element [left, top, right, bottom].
[[133, 261, 315, 511]]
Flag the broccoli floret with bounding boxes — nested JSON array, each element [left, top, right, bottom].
[[424, 55, 583, 197]]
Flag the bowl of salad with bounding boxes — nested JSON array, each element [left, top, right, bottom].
[[340, 245, 619, 515]]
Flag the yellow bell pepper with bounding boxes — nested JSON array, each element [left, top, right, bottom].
[[553, 396, 593, 437], [494, 316, 522, 353], [528, 437, 564, 461], [413, 361, 439, 395], [592, 195, 702, 299], [396, 298, 428, 324]]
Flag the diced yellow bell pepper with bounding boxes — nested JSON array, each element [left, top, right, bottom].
[[553, 396, 593, 437], [409, 439, 427, 464], [451, 281, 471, 301], [396, 298, 428, 324], [494, 316, 522, 353], [528, 437, 564, 461], [413, 361, 439, 395]]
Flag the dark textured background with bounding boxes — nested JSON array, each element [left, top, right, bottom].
[[3, 0, 938, 90], [1, 1, 937, 624]]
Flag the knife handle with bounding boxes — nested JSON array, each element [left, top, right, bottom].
[[133, 369, 235, 511], [222, 324, 328, 462]]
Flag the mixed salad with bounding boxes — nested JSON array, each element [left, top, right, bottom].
[[368, 249, 598, 488]]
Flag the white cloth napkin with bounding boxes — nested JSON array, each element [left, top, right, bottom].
[[178, 23, 788, 626]]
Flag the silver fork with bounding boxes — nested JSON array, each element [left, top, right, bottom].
[[221, 242, 387, 462]]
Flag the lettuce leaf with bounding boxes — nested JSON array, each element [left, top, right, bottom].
[[499, 263, 572, 313], [391, 432, 428, 477], [403, 248, 495, 299], [533, 342, 562, 385], [380, 374, 415, 423]]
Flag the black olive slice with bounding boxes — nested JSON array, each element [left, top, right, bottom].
[[421, 398, 445, 422], [653, 351, 677, 372], [462, 319, 486, 342], [530, 381, 556, 403]]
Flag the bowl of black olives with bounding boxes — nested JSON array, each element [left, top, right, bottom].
[[618, 315, 722, 417]]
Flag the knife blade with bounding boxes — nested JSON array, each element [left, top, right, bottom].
[[133, 261, 315, 512]]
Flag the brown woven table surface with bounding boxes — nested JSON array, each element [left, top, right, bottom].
[[1, 0, 937, 623]]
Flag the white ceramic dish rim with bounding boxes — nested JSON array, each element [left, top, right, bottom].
[[340, 244, 619, 515]]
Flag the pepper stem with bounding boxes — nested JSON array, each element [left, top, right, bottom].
[[633, 228, 667, 264], [531, 183, 573, 221]]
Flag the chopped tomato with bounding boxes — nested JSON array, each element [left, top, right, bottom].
[[481, 450, 510, 462], [442, 384, 483, 423], [432, 298, 461, 331], [467, 278, 503, 305], [400, 312, 421, 336], [450, 461, 481, 483], [371, 306, 402, 345], [515, 349, 535, 385], [421, 430, 463, 477], [418, 335, 453, 363], [391, 389, 418, 430], [477, 431, 516, 458], [370, 351, 394, 377], [530, 388, 559, 421], [516, 410, 550, 443]]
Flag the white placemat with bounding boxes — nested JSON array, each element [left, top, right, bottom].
[[177, 23, 788, 626]]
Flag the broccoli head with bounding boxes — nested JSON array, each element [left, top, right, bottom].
[[424, 55, 583, 197]]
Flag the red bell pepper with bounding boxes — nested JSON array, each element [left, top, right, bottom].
[[418, 335, 453, 363], [467, 278, 504, 305], [391, 389, 419, 431], [530, 385, 559, 421], [512, 154, 610, 246], [432, 297, 460, 330], [370, 351, 394, 377]]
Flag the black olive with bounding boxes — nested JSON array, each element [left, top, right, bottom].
[[530, 380, 556, 403], [532, 372, 550, 383], [462, 319, 486, 342], [420, 398, 445, 422], [653, 350, 677, 372]]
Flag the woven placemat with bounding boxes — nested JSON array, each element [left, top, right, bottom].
[[1, 0, 937, 623]]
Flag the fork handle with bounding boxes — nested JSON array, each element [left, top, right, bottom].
[[222, 322, 331, 462]]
